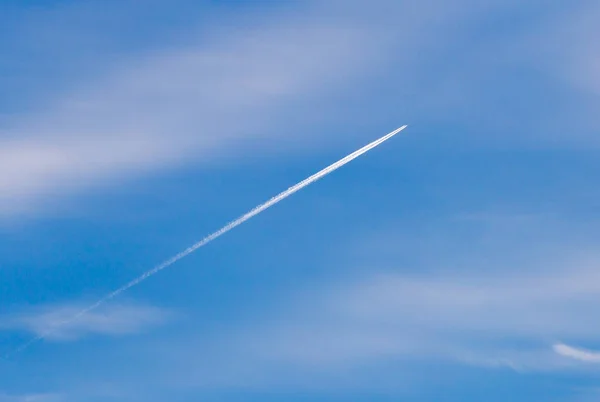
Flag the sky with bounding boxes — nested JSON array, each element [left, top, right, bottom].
[[1, 0, 600, 400]]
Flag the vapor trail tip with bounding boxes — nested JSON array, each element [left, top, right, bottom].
[[388, 124, 408, 138]]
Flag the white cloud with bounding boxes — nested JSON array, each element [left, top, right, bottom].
[[554, 343, 600, 363], [3, 1, 599, 218], [1, 302, 171, 341], [192, 259, 600, 380], [8, 0, 597, 219], [0, 3, 389, 217]]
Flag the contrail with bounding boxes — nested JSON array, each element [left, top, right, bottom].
[[7, 125, 407, 357]]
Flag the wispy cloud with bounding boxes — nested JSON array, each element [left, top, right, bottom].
[[0, 3, 386, 218], [177, 257, 600, 386], [1, 302, 171, 341], [7, 0, 600, 219], [554, 343, 600, 363]]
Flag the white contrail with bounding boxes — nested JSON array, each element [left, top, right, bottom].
[[7, 125, 407, 357]]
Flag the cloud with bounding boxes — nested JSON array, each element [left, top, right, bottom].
[[7, 0, 599, 219], [182, 258, 600, 384], [1, 302, 171, 342], [3, 0, 599, 220], [554, 343, 600, 363], [0, 2, 389, 218]]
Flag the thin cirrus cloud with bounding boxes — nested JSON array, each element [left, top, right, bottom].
[[138, 262, 600, 391], [0, 5, 386, 218], [3, 1, 600, 219], [1, 302, 171, 342], [554, 343, 600, 364], [185, 258, 600, 384]]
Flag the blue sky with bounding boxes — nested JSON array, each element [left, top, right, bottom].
[[2, 0, 600, 400]]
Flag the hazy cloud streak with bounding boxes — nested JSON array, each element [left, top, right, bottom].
[[554, 343, 600, 363], [2, 303, 170, 342]]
